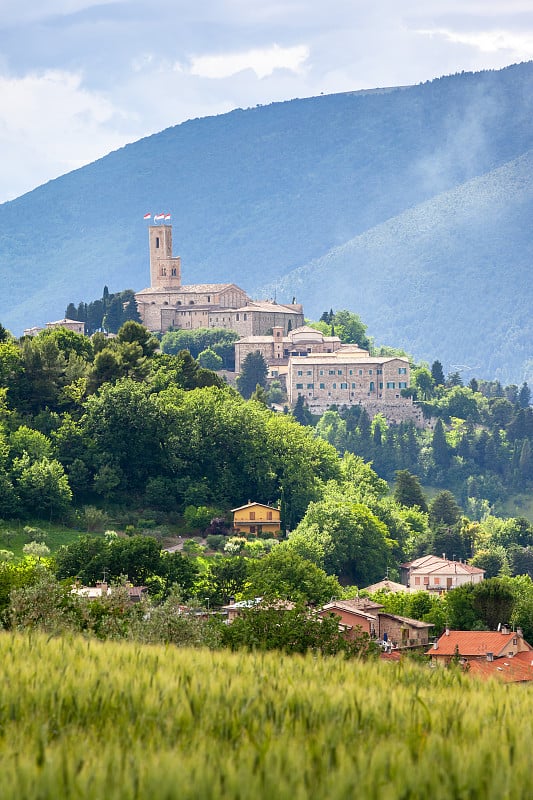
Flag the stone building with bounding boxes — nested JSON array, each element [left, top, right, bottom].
[[23, 318, 86, 336], [286, 346, 420, 421], [235, 325, 341, 374], [135, 223, 303, 334]]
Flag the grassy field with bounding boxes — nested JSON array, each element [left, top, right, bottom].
[[0, 634, 532, 799], [0, 522, 100, 558]]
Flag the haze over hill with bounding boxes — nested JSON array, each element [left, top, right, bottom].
[[0, 61, 531, 381]]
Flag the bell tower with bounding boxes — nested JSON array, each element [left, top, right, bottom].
[[149, 224, 181, 289]]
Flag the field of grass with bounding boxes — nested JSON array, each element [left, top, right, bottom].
[[0, 522, 98, 558], [0, 633, 532, 799]]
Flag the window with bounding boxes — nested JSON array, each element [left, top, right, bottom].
[[249, 511, 255, 520], [398, 367, 407, 374], [329, 370, 335, 375], [319, 370, 324, 376], [171, 268, 177, 276], [423, 576, 429, 585], [399, 382, 407, 389], [296, 383, 303, 389], [207, 296, 211, 302], [332, 383, 337, 389], [349, 369, 353, 375], [236, 314, 239, 321], [243, 313, 247, 320], [155, 236, 160, 248], [434, 577, 440, 585], [351, 383, 356, 389], [377, 369, 383, 375], [307, 383, 314, 389], [337, 370, 342, 375], [369, 381, 374, 391], [297, 370, 303, 376], [386, 382, 395, 389], [379, 382, 383, 390], [267, 511, 272, 520], [414, 576, 421, 586], [358, 369, 363, 375], [319, 383, 325, 389], [340, 382, 347, 389], [368, 369, 373, 375], [307, 370, 312, 376]]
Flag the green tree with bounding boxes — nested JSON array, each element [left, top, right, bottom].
[[245, 546, 341, 605], [393, 470, 428, 512], [432, 419, 451, 469], [222, 601, 377, 658], [518, 382, 531, 409], [429, 490, 462, 528], [16, 456, 72, 518], [197, 348, 223, 371], [236, 351, 268, 399], [413, 367, 434, 400], [431, 360, 445, 386], [472, 578, 515, 630], [331, 310, 370, 348], [290, 488, 391, 586]]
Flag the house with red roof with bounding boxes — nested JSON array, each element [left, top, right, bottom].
[[467, 651, 533, 683], [427, 627, 532, 667], [319, 599, 433, 648], [401, 555, 484, 593]]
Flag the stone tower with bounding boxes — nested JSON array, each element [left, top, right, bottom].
[[149, 224, 181, 289]]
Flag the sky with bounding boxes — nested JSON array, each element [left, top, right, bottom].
[[0, 0, 532, 204]]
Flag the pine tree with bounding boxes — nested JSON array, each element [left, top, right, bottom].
[[236, 351, 268, 399], [431, 360, 445, 386], [519, 382, 531, 409], [393, 470, 428, 512], [432, 419, 451, 469]]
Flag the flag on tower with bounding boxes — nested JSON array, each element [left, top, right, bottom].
[[154, 213, 165, 221], [164, 213, 171, 220], [143, 213, 151, 220]]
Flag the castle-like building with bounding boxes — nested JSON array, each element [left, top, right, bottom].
[[135, 223, 304, 335]]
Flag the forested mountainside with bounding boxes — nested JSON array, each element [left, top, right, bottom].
[[266, 151, 533, 384], [0, 62, 532, 379]]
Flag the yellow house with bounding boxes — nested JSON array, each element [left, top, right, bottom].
[[232, 502, 281, 535]]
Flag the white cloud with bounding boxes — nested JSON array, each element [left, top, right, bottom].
[[416, 27, 533, 60], [190, 43, 310, 80], [0, 70, 133, 201]]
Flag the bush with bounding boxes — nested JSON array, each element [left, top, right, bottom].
[[183, 505, 219, 531], [206, 534, 226, 552]]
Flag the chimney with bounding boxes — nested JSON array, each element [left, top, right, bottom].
[[501, 624, 509, 635], [517, 628, 523, 638], [486, 652, 494, 662], [433, 640, 438, 650], [445, 627, 450, 636]]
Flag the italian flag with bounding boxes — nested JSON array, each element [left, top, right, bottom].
[[143, 213, 151, 220]]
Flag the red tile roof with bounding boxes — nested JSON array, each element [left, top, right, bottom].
[[427, 630, 531, 658], [468, 652, 533, 683]]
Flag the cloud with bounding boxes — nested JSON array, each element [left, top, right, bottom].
[[0, 0, 127, 26], [0, 69, 133, 201], [189, 43, 310, 80], [415, 27, 533, 60]]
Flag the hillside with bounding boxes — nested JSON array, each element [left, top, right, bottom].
[[0, 61, 532, 379], [265, 151, 533, 384]]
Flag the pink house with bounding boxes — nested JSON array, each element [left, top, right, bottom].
[[401, 555, 484, 593]]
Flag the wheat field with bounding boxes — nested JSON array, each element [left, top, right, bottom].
[[0, 633, 531, 799]]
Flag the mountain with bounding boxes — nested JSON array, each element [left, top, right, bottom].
[[0, 61, 532, 380], [264, 151, 533, 384]]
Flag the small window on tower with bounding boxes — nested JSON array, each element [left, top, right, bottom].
[[155, 237, 160, 248]]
